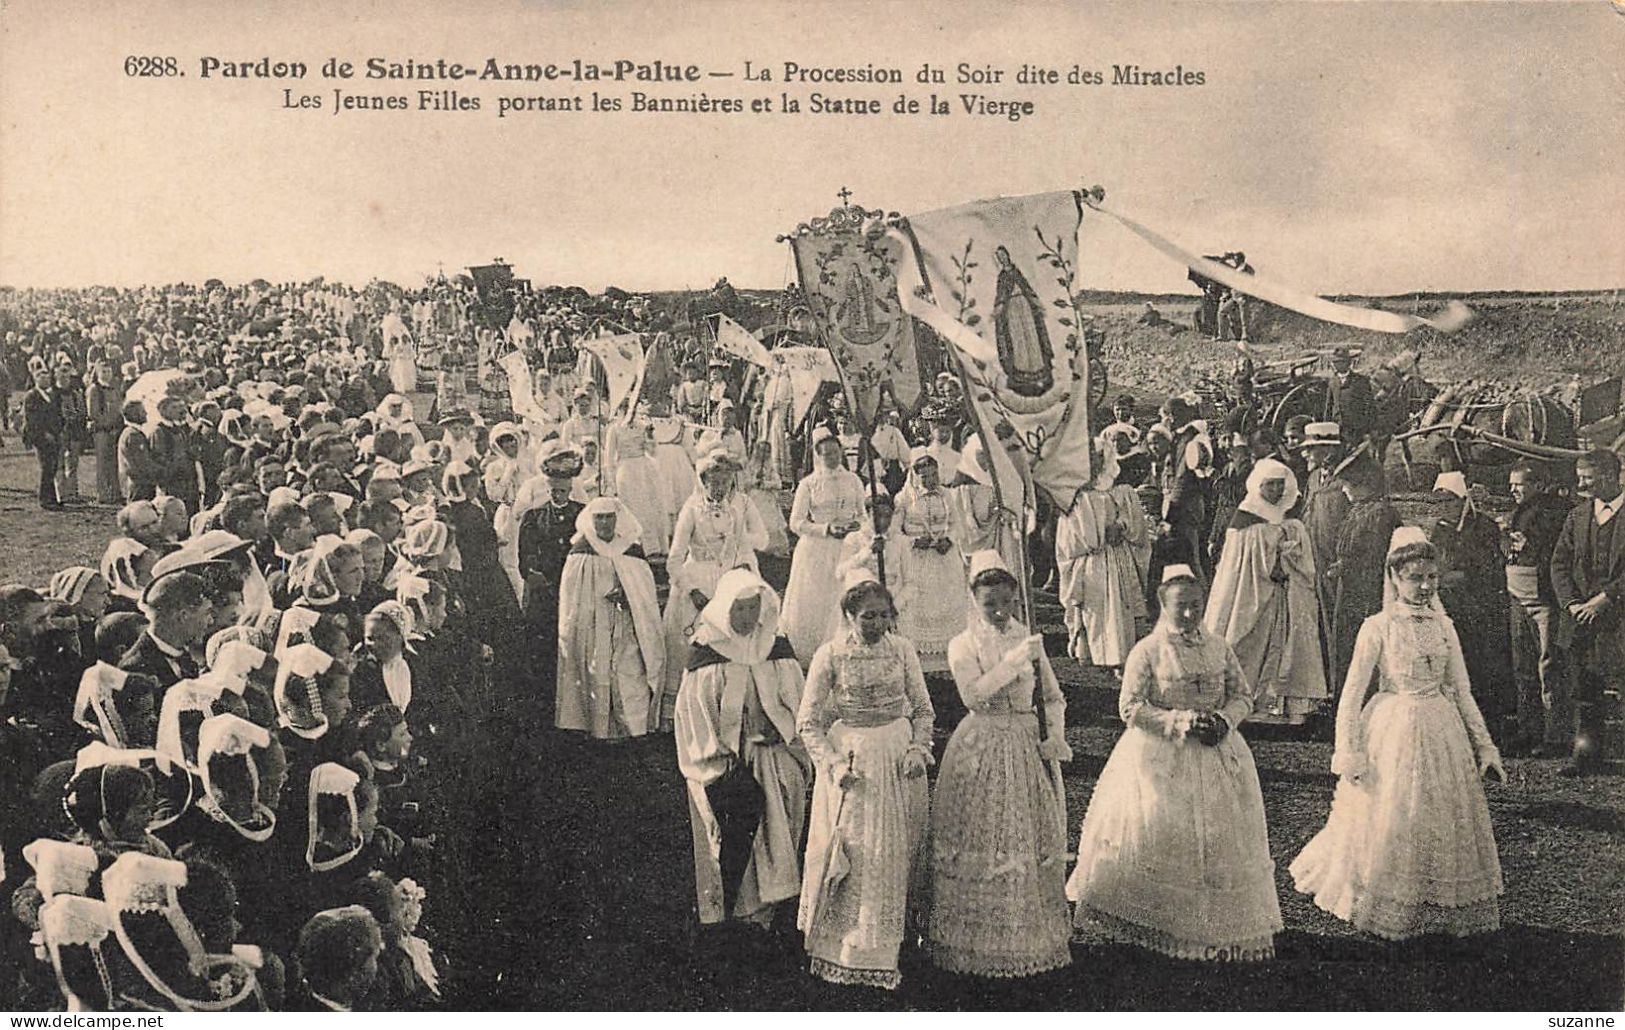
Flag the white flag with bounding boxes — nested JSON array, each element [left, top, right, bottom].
[[769, 346, 840, 426], [579, 333, 645, 415], [498, 351, 537, 421], [712, 313, 773, 368]]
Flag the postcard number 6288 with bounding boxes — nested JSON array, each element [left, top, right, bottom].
[[125, 57, 181, 76]]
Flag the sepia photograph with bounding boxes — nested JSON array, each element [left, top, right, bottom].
[[0, 0, 1621, 1015]]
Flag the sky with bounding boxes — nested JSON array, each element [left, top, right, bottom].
[[1, 0, 1621, 294]]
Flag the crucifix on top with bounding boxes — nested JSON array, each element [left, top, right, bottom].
[[837, 186, 853, 209]]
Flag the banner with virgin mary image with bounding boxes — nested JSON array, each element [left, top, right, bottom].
[[788, 208, 923, 426], [895, 190, 1094, 507]]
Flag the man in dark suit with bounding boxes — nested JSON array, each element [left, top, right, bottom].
[[117, 570, 212, 693], [1325, 345, 1376, 449], [20, 368, 64, 509], [1151, 397, 1211, 599], [149, 395, 199, 514], [517, 451, 586, 704], [1503, 462, 1576, 755], [1549, 449, 1625, 776]]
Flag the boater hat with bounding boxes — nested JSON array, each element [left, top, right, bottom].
[[1299, 422, 1342, 449]]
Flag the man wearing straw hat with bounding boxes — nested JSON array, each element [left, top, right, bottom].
[[1301, 420, 1399, 699]]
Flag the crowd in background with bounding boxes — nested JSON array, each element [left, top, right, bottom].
[[0, 275, 1619, 1007]]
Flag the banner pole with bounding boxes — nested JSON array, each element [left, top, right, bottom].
[[786, 232, 885, 580]]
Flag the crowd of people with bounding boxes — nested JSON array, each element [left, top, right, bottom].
[[0, 276, 1620, 1007]]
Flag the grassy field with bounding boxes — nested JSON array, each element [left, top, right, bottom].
[[2, 435, 1620, 1010], [0, 439, 116, 586]]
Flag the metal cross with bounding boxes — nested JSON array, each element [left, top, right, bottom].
[[837, 186, 853, 208]]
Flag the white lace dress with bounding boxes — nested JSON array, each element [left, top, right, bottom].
[[1067, 623, 1283, 960], [797, 632, 934, 990], [1290, 602, 1503, 939], [650, 416, 696, 521], [927, 619, 1072, 977], [892, 484, 969, 673], [781, 468, 866, 661]]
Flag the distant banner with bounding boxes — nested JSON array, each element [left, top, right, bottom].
[[712, 313, 773, 368], [1084, 197, 1474, 334], [578, 332, 644, 415], [895, 189, 1095, 506], [790, 222, 922, 425], [468, 263, 516, 329]]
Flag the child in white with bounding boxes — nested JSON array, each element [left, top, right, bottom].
[[1290, 526, 1505, 940]]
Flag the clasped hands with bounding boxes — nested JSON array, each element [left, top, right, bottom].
[[1187, 711, 1230, 746]]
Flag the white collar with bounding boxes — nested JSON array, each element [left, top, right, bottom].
[[149, 631, 189, 658], [381, 653, 412, 711], [1595, 491, 1624, 524]]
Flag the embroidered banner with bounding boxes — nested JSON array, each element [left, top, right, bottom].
[[895, 190, 1095, 506], [789, 210, 923, 426], [468, 263, 516, 329]]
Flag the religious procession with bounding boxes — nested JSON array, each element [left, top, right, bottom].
[[0, 188, 1621, 1012]]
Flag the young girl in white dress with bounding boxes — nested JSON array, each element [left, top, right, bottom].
[[892, 449, 969, 673], [928, 551, 1073, 978], [1056, 446, 1150, 670], [1068, 564, 1283, 961], [608, 414, 672, 558], [781, 428, 866, 661], [660, 449, 767, 731], [797, 572, 933, 990], [1290, 526, 1505, 940], [648, 398, 695, 524]]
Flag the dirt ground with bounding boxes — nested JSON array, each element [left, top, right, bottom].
[[1080, 296, 1625, 405], [1, 434, 1621, 1011]]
